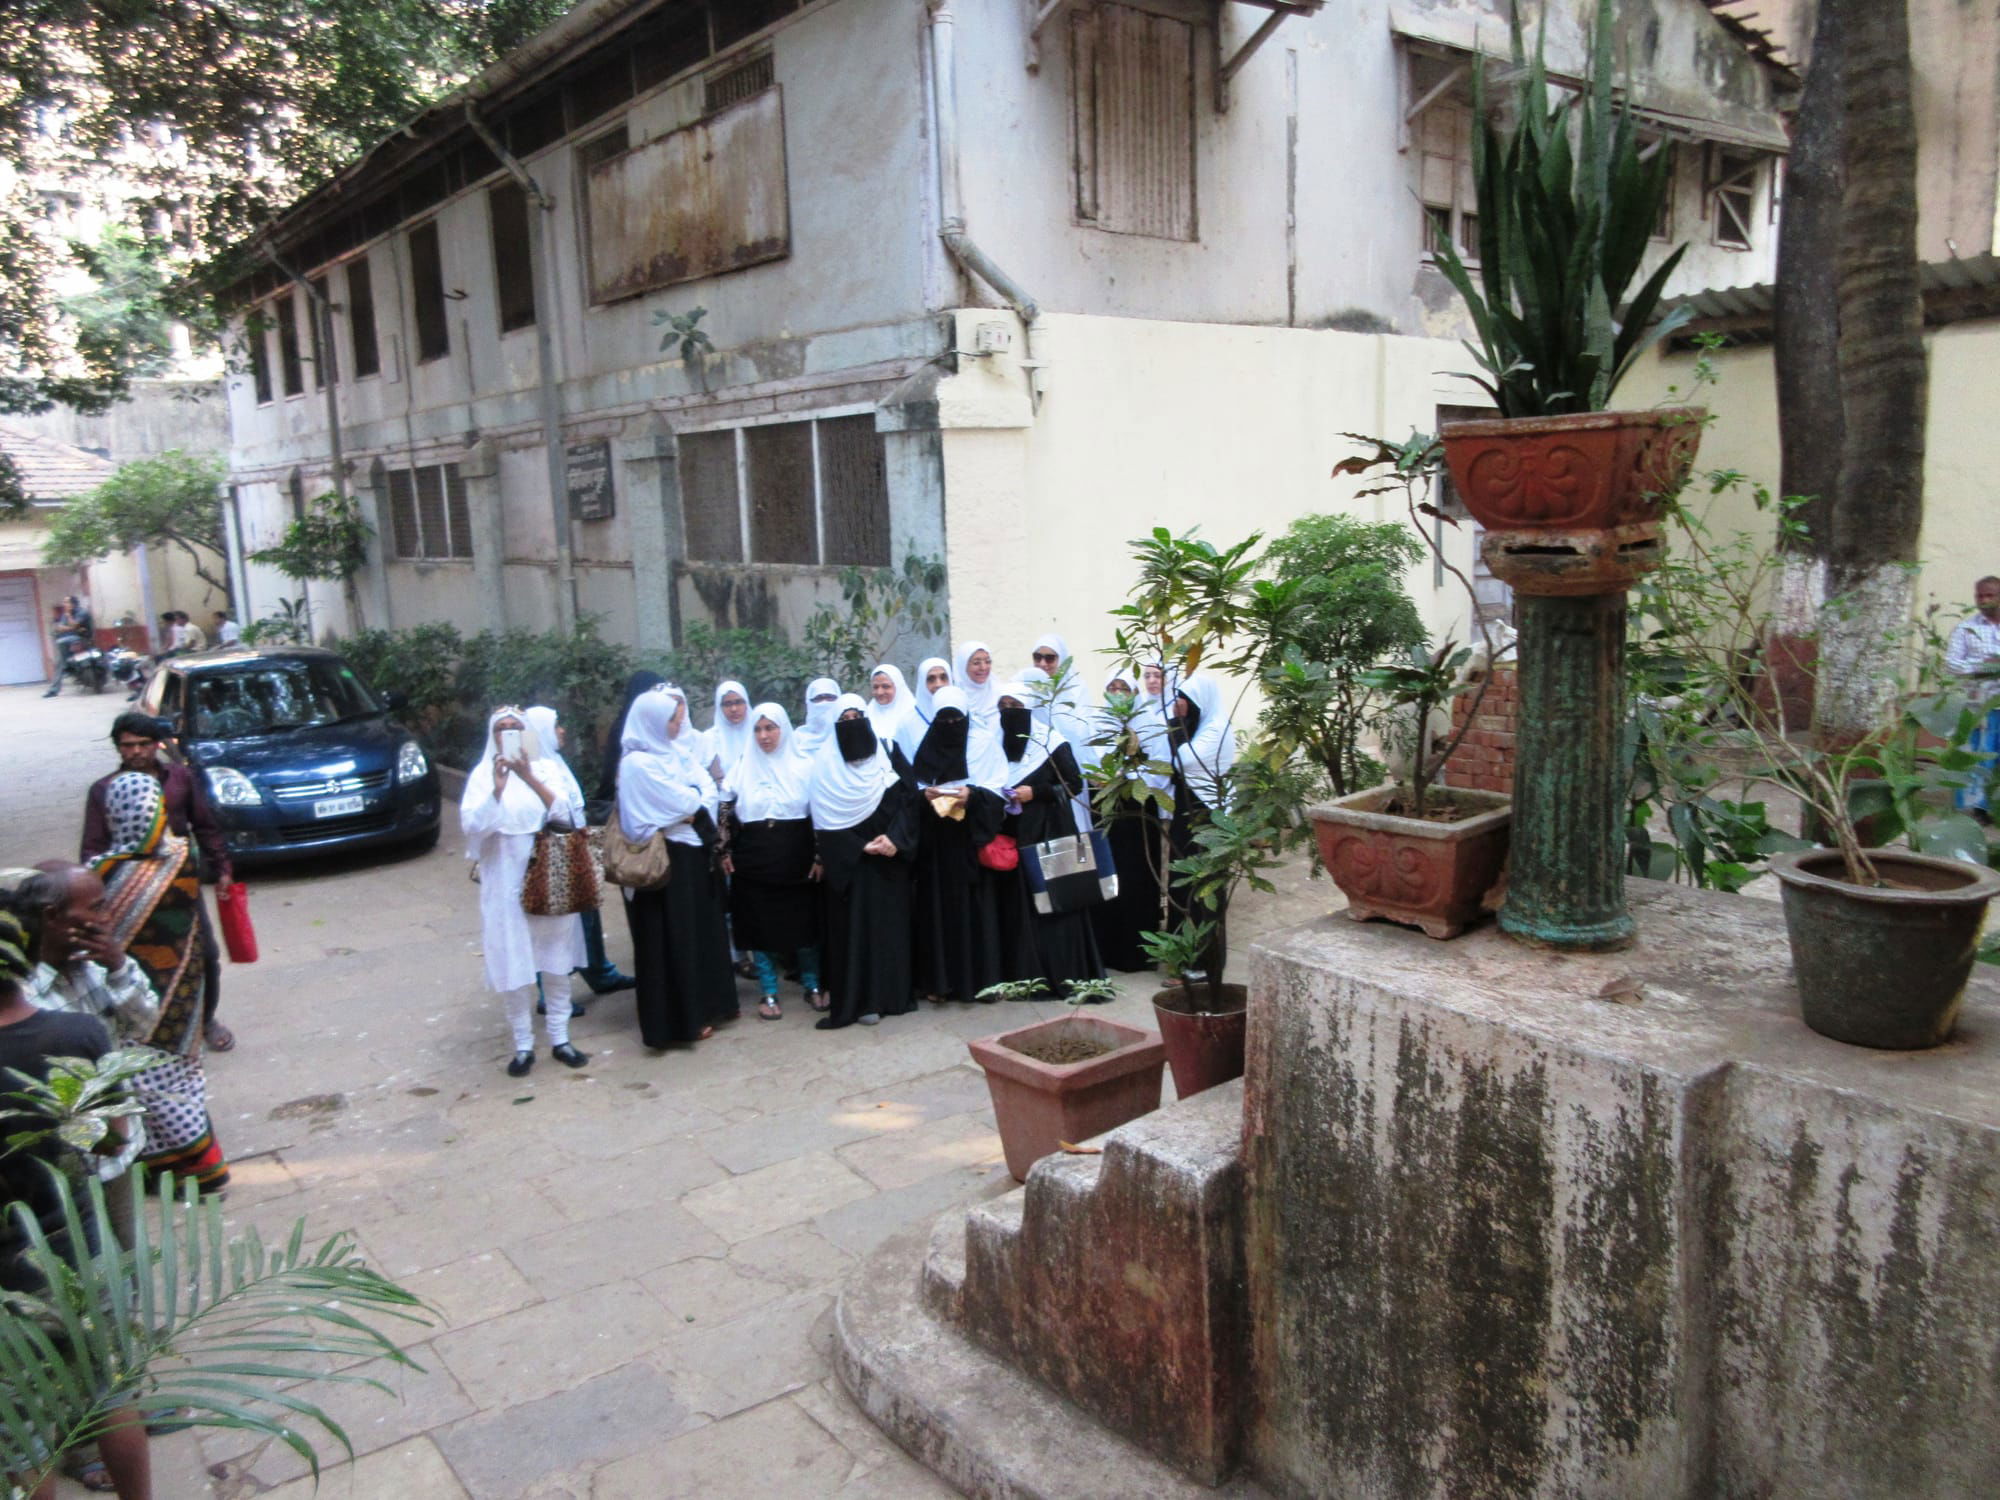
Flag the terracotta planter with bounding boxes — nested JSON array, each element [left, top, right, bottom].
[[1152, 985, 1247, 1099], [1309, 786, 1512, 940], [969, 1014, 1166, 1182], [1770, 849, 2000, 1050], [1440, 409, 1703, 597]]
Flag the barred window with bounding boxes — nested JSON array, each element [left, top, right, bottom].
[[385, 462, 473, 559], [276, 291, 305, 397], [346, 256, 381, 378], [1706, 146, 1761, 251], [680, 416, 889, 567]]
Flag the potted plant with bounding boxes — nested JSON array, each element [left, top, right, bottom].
[[1310, 433, 1512, 938], [1428, 0, 1703, 587], [966, 978, 1164, 1182], [1635, 462, 2000, 1048]]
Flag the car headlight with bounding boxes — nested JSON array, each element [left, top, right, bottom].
[[397, 740, 430, 784], [206, 767, 261, 806]]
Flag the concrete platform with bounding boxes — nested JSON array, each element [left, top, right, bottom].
[[833, 1220, 1271, 1500]]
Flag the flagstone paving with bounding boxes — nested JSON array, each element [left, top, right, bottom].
[[6, 683, 1327, 1497]]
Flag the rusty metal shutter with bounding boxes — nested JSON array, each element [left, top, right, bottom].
[[745, 421, 817, 565], [1073, 3, 1197, 242], [817, 416, 890, 567], [386, 468, 420, 559], [586, 87, 790, 301], [679, 429, 743, 562]]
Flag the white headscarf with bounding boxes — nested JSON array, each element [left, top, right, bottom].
[[952, 641, 998, 729], [1168, 672, 1237, 810], [523, 704, 586, 815], [913, 656, 953, 726], [618, 683, 712, 840], [795, 677, 842, 756], [995, 680, 1063, 781], [725, 703, 813, 822], [1134, 661, 1172, 763], [809, 694, 900, 832], [1024, 633, 1099, 768], [460, 706, 555, 860], [911, 685, 1012, 791], [864, 664, 921, 758], [703, 679, 753, 779]]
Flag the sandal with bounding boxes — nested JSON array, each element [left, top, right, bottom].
[[204, 1019, 236, 1051], [66, 1457, 116, 1493], [696, 1026, 715, 1041], [734, 958, 759, 981], [804, 989, 830, 1013], [757, 999, 782, 1021]]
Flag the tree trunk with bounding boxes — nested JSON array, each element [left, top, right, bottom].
[[1768, 0, 1843, 734], [1812, 0, 1927, 747]]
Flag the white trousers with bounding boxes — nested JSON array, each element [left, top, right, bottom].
[[503, 973, 574, 1051]]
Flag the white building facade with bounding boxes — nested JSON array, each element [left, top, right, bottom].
[[222, 0, 1789, 674]]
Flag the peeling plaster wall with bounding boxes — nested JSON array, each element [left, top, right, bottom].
[[1244, 880, 2000, 1499]]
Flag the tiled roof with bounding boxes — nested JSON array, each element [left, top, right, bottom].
[[0, 421, 114, 501]]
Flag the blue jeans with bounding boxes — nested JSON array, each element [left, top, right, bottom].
[[1957, 705, 2000, 813], [750, 947, 819, 996]]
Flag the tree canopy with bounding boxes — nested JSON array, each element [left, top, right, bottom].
[[41, 448, 233, 599], [0, 0, 570, 414]]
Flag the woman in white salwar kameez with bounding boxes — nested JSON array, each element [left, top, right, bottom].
[[460, 706, 589, 1077]]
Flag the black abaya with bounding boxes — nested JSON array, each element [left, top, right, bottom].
[[912, 787, 1008, 1001], [1002, 743, 1105, 987], [817, 779, 921, 1028], [1090, 808, 1166, 972], [625, 841, 739, 1046], [1168, 772, 1228, 979], [728, 816, 820, 956]]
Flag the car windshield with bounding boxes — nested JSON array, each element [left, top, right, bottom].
[[187, 659, 380, 738]]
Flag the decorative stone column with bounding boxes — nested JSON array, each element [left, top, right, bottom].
[[1498, 592, 1634, 950], [459, 439, 508, 633], [616, 416, 680, 653]]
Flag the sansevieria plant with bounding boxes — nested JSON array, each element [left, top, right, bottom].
[[1432, 0, 1692, 417]]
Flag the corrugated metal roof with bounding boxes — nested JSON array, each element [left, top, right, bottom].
[[0, 423, 113, 502], [1669, 252, 2000, 324]]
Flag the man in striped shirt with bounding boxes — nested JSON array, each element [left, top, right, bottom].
[[1945, 575, 2000, 819]]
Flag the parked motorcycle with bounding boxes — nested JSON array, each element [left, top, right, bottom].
[[103, 647, 143, 688], [54, 642, 109, 694]]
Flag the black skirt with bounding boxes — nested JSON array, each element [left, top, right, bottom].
[[624, 841, 740, 1046], [1091, 811, 1165, 972], [818, 783, 920, 1028], [728, 817, 820, 955]]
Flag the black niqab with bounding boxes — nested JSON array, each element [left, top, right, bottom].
[[998, 705, 1033, 762], [834, 716, 879, 763], [911, 708, 969, 784]]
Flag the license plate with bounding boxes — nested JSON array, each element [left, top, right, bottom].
[[313, 795, 365, 818]]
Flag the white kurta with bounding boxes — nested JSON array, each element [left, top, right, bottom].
[[462, 760, 587, 992]]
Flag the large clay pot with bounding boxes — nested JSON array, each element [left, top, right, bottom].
[[1152, 984, 1248, 1099], [1770, 848, 2000, 1050], [968, 1014, 1166, 1182], [1439, 408, 1703, 532], [1309, 786, 1512, 940]]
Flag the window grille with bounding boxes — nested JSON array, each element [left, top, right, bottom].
[[680, 417, 890, 568], [385, 463, 472, 560], [1706, 146, 1761, 250], [704, 52, 775, 114]]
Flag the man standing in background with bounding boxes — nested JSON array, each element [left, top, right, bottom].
[[1946, 575, 2000, 821]]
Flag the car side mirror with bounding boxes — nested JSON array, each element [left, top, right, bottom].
[[382, 690, 410, 712]]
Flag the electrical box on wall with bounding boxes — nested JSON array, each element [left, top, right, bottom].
[[973, 322, 1012, 355]]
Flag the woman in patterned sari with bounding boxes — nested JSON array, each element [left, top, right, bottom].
[[91, 769, 229, 1194]]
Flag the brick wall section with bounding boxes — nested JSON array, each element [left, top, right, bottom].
[[1444, 662, 1518, 795]]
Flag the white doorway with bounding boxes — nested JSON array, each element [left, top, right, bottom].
[[0, 575, 45, 684]]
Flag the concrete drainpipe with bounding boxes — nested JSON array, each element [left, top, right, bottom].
[[927, 0, 1045, 409], [465, 105, 580, 635]]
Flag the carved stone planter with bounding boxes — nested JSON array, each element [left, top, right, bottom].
[[1309, 786, 1513, 940], [1440, 408, 1703, 597]]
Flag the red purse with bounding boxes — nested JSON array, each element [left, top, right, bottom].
[[976, 833, 1020, 873], [216, 881, 259, 964]]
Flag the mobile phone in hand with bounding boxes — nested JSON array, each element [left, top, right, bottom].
[[498, 728, 523, 762]]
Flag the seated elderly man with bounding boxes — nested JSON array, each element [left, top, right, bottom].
[[7, 864, 161, 1045]]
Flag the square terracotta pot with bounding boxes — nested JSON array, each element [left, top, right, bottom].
[[1309, 785, 1512, 940], [969, 1014, 1166, 1182]]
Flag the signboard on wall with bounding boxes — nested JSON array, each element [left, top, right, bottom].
[[565, 439, 615, 522]]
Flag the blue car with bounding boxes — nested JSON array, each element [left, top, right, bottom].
[[142, 645, 441, 866]]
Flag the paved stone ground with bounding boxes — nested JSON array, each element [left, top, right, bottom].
[[3, 683, 1330, 1499]]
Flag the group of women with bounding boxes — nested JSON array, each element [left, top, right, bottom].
[[461, 634, 1236, 1070]]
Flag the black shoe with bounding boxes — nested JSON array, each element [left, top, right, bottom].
[[814, 1016, 843, 1031], [506, 1050, 534, 1077], [582, 969, 636, 995], [41, 688, 57, 698], [551, 1042, 590, 1068]]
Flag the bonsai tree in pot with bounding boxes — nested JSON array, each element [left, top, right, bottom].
[[1312, 433, 1512, 939], [1635, 476, 2000, 1049]]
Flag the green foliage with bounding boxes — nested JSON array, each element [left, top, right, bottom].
[[41, 449, 231, 600], [240, 596, 312, 645], [1253, 514, 1425, 797], [339, 620, 465, 732], [974, 977, 1118, 1008], [250, 490, 373, 582], [452, 617, 638, 787], [0, 1049, 430, 1486], [1430, 0, 1690, 416], [657, 621, 820, 718], [800, 554, 949, 687], [59, 229, 180, 386], [0, 453, 24, 519], [652, 305, 714, 367]]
